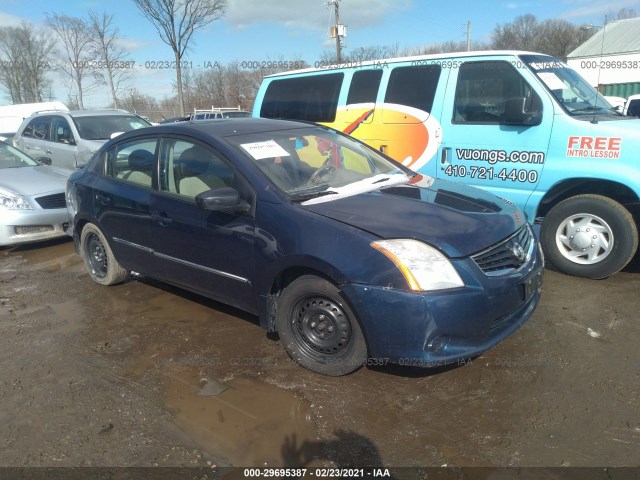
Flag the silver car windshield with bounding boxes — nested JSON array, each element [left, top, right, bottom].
[[73, 115, 150, 140], [0, 142, 39, 168], [227, 127, 410, 201], [522, 54, 617, 116]]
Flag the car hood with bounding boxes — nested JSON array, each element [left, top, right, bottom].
[[300, 177, 527, 258], [0, 166, 68, 196]]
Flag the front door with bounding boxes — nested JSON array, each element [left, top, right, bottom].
[[150, 137, 257, 311], [437, 59, 553, 209]]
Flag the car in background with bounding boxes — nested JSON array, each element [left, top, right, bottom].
[[0, 101, 68, 142], [623, 94, 640, 117], [67, 118, 543, 376], [13, 109, 151, 171], [0, 141, 69, 247]]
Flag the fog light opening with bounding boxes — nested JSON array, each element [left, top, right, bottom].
[[427, 336, 448, 353]]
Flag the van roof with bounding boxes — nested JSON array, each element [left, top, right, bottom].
[[265, 50, 554, 78]]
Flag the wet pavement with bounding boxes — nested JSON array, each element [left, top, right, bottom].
[[0, 238, 639, 468]]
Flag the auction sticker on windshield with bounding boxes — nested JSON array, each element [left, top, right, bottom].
[[240, 140, 290, 160]]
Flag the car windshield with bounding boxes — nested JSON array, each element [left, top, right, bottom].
[[73, 115, 150, 140], [227, 126, 411, 202], [522, 54, 618, 116], [0, 141, 39, 168]]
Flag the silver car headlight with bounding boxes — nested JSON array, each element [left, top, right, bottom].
[[0, 188, 33, 210], [371, 239, 464, 291]]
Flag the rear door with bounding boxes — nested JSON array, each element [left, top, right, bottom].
[[92, 136, 158, 274], [17, 116, 52, 162]]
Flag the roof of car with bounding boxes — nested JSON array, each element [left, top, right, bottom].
[[146, 117, 313, 139], [64, 109, 139, 117]]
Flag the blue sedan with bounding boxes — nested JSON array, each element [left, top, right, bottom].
[[66, 118, 543, 375]]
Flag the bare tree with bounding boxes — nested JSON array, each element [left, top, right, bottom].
[[46, 13, 98, 109], [88, 11, 133, 108], [132, 0, 227, 116], [492, 14, 594, 60], [605, 7, 638, 23], [0, 23, 55, 103]]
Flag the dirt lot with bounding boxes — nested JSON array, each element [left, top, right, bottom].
[[0, 238, 639, 470]]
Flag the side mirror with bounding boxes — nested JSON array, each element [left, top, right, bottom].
[[503, 97, 541, 126], [35, 157, 52, 166], [195, 187, 250, 213]]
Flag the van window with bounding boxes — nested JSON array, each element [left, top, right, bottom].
[[260, 73, 343, 122], [347, 70, 383, 104], [385, 65, 441, 112], [453, 61, 541, 124], [627, 99, 640, 118]]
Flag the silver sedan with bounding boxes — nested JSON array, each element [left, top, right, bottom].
[[0, 141, 69, 246]]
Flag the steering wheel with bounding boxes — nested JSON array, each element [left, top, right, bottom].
[[307, 164, 336, 185]]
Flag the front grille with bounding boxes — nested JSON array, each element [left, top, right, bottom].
[[472, 225, 534, 276], [35, 193, 66, 209], [14, 225, 54, 235]]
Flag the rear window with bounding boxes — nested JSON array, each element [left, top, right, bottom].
[[260, 73, 343, 122]]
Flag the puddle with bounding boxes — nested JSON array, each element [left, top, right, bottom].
[[5, 240, 84, 273], [165, 368, 320, 466]]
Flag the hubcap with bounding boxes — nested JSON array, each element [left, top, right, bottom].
[[86, 233, 108, 278], [555, 213, 613, 265], [292, 296, 352, 356]]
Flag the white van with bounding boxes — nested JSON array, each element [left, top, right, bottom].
[[254, 50, 640, 279], [0, 101, 68, 140]]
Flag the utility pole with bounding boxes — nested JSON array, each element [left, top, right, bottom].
[[328, 0, 346, 63], [466, 20, 471, 51]]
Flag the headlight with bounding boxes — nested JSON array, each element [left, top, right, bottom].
[[0, 188, 33, 210], [66, 181, 77, 216], [371, 239, 464, 291]]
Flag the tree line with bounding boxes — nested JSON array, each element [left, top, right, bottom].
[[0, 1, 636, 121]]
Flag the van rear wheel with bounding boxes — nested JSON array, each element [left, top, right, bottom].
[[541, 195, 638, 279]]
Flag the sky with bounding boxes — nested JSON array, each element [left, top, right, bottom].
[[0, 0, 638, 108]]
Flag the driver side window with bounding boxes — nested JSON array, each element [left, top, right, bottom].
[[453, 61, 541, 124]]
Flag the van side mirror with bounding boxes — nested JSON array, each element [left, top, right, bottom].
[[195, 187, 250, 214], [35, 157, 52, 166], [503, 97, 541, 126]]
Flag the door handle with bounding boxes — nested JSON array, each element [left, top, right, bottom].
[[24, 145, 31, 150], [95, 193, 110, 205], [151, 211, 173, 227], [441, 147, 451, 165]]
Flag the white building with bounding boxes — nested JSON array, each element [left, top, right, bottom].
[[567, 17, 640, 98]]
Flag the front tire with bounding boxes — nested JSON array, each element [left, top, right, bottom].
[[276, 275, 368, 376], [541, 195, 638, 279], [80, 223, 129, 285]]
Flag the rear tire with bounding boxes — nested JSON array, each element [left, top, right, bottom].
[[276, 275, 367, 376], [80, 223, 129, 285], [541, 195, 638, 279]]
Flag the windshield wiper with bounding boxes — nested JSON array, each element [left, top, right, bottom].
[[572, 105, 609, 114], [289, 189, 338, 202]]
